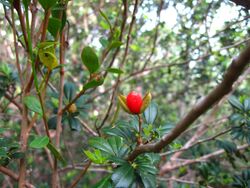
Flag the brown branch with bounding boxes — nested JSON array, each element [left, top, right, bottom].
[[4, 93, 22, 112], [68, 161, 92, 188], [52, 29, 66, 188], [127, 43, 250, 161], [13, 0, 29, 50], [160, 144, 249, 173], [160, 127, 232, 156], [77, 118, 98, 136], [0, 166, 34, 188], [10, 6, 24, 87]]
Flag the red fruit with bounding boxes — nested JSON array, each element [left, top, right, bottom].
[[126, 91, 143, 114]]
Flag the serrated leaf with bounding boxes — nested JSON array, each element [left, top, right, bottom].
[[24, 95, 43, 115], [111, 162, 135, 188], [143, 102, 158, 124], [81, 46, 100, 74], [30, 136, 49, 148], [107, 68, 124, 75], [47, 142, 66, 165]]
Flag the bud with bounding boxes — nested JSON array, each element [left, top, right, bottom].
[[68, 103, 77, 113], [140, 91, 152, 113], [118, 91, 151, 115], [118, 94, 132, 114]]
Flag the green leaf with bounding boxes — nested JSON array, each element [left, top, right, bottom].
[[109, 41, 123, 50], [83, 78, 104, 90], [143, 102, 158, 124], [48, 17, 61, 38], [81, 46, 100, 74], [22, 0, 30, 8], [243, 98, 250, 111], [38, 0, 58, 10], [48, 116, 57, 130], [92, 175, 112, 188], [0, 63, 11, 76], [64, 82, 76, 101], [30, 136, 49, 148], [111, 162, 135, 188], [102, 121, 137, 144], [99, 9, 112, 32], [88, 136, 128, 159], [10, 152, 24, 159], [51, 3, 67, 30], [99, 37, 109, 48], [134, 155, 158, 188], [157, 123, 174, 137], [0, 148, 7, 158], [68, 116, 81, 131], [228, 96, 244, 111], [84, 149, 107, 164], [47, 142, 66, 165], [24, 95, 43, 115], [107, 68, 124, 75]]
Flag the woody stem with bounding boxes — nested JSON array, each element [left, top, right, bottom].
[[137, 114, 143, 145]]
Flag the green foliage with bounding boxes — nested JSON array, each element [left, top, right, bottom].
[[81, 46, 100, 74], [107, 68, 124, 75], [83, 78, 104, 90], [143, 102, 158, 124], [92, 175, 112, 188], [0, 63, 16, 99], [84, 149, 107, 164], [0, 138, 23, 166], [232, 169, 250, 187], [47, 82, 90, 131], [88, 136, 129, 160], [30, 136, 49, 148], [47, 142, 66, 165], [38, 0, 58, 11], [24, 95, 43, 115], [48, 17, 61, 38], [228, 96, 250, 144]]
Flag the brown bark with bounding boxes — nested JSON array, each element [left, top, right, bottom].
[[127, 43, 250, 161]]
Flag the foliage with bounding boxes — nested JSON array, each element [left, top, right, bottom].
[[0, 0, 250, 187]]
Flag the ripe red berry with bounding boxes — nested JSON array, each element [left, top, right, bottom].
[[126, 91, 143, 114]]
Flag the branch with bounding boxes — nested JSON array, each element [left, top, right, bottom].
[[68, 161, 92, 188], [127, 43, 250, 161], [160, 127, 232, 156], [160, 144, 249, 173], [0, 166, 34, 188]]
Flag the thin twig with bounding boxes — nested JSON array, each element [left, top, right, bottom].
[[68, 161, 92, 188]]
